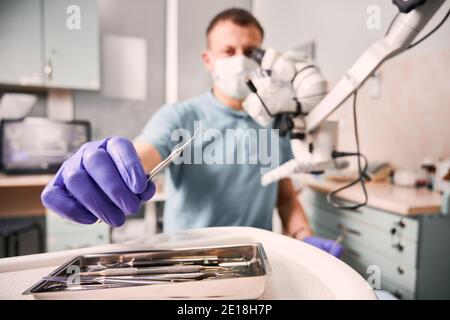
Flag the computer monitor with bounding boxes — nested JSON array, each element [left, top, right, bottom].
[[0, 117, 91, 174]]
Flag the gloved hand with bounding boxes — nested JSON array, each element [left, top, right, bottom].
[[303, 236, 344, 258], [41, 137, 156, 227]]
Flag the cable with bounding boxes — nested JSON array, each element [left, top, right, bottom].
[[326, 91, 369, 210], [326, 153, 369, 210], [408, 7, 450, 49], [385, 7, 450, 60], [246, 79, 276, 117], [385, 12, 399, 36], [246, 78, 302, 117], [326, 6, 449, 210]]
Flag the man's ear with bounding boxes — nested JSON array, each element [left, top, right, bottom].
[[202, 49, 214, 72]]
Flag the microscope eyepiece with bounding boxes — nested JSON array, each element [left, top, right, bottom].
[[248, 47, 265, 65]]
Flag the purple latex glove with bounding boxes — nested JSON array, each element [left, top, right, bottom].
[[303, 236, 344, 258], [41, 137, 156, 227]]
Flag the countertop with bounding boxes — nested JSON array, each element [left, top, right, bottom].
[[298, 175, 443, 216], [0, 173, 54, 188], [1, 173, 442, 216], [0, 173, 165, 218]]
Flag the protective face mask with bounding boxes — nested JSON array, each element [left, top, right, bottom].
[[212, 55, 259, 100]]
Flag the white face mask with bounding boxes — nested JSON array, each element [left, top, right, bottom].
[[212, 55, 259, 100]]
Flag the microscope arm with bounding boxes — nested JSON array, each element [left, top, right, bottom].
[[304, 0, 446, 133]]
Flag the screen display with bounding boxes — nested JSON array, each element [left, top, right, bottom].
[[1, 118, 90, 173]]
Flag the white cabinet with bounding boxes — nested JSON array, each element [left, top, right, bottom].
[[0, 0, 44, 86], [43, 0, 100, 90], [0, 0, 100, 90]]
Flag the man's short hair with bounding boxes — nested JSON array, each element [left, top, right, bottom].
[[206, 8, 264, 42]]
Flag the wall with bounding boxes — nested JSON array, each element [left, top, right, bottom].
[[74, 0, 166, 140], [253, 0, 450, 170], [76, 0, 253, 139], [329, 48, 450, 170], [167, 0, 252, 102], [253, 0, 450, 78]]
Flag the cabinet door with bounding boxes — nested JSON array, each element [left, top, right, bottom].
[[43, 0, 99, 90], [0, 0, 44, 86]]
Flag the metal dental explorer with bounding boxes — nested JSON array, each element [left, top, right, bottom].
[[147, 127, 201, 181]]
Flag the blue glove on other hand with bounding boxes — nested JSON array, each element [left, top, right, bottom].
[[303, 236, 344, 258]]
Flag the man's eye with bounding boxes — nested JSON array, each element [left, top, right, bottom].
[[224, 48, 235, 56]]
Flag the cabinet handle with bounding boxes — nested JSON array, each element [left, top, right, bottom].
[[392, 241, 404, 252], [397, 266, 405, 275], [337, 224, 361, 236], [397, 218, 406, 228], [44, 60, 53, 81], [393, 289, 403, 299]]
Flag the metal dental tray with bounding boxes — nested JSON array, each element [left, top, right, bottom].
[[22, 243, 271, 299]]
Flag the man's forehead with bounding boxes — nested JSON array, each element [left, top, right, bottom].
[[207, 20, 262, 49]]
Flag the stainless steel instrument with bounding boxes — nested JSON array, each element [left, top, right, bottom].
[[147, 127, 200, 181]]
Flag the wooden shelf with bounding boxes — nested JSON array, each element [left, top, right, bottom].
[[0, 174, 166, 218], [0, 174, 54, 188]]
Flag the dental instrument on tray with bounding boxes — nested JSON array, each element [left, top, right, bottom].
[[43, 272, 243, 290], [96, 256, 251, 269], [78, 264, 228, 277], [42, 262, 250, 285], [147, 127, 201, 181], [43, 272, 214, 284]]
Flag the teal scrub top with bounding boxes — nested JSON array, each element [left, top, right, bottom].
[[135, 91, 293, 232]]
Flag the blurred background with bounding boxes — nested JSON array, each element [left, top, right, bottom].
[[0, 0, 449, 299]]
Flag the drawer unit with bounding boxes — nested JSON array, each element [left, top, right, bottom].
[[47, 231, 108, 252], [348, 256, 415, 300], [300, 188, 419, 242], [301, 187, 450, 299], [46, 210, 110, 252], [46, 210, 109, 236], [303, 201, 418, 267], [309, 221, 417, 294], [379, 279, 415, 300]]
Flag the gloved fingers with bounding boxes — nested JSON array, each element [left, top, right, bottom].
[[62, 168, 125, 227], [106, 137, 148, 194], [139, 180, 156, 202], [41, 184, 98, 224], [319, 238, 334, 250], [328, 243, 344, 258], [303, 236, 344, 258], [319, 238, 344, 258], [83, 144, 141, 215]]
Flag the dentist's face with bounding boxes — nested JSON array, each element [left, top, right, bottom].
[[202, 19, 262, 73]]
